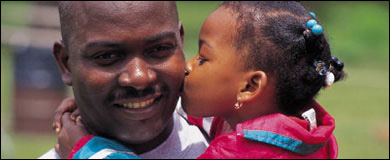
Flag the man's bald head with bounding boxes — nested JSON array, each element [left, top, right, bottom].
[[58, 1, 179, 47]]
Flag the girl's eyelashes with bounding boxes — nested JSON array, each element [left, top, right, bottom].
[[197, 56, 207, 65]]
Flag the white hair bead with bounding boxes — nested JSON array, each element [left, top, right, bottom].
[[325, 71, 335, 87]]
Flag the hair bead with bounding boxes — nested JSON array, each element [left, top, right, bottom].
[[325, 71, 335, 87], [335, 60, 344, 70], [306, 19, 318, 29], [313, 60, 327, 76], [311, 24, 323, 35], [309, 11, 316, 19]]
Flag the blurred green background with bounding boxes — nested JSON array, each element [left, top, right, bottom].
[[1, 1, 389, 159]]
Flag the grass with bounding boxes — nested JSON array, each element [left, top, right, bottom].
[[318, 1, 389, 69], [1, 1, 389, 159], [177, 1, 222, 59], [2, 133, 57, 159], [1, 1, 32, 27], [316, 67, 389, 159], [1, 46, 13, 135]]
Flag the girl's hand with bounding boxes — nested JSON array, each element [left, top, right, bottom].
[[55, 112, 89, 158], [52, 97, 77, 134]]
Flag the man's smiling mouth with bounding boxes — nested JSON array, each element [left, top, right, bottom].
[[118, 97, 157, 109], [113, 93, 163, 110]]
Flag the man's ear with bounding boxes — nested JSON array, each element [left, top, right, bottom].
[[178, 21, 184, 46], [237, 71, 267, 103], [53, 40, 72, 86]]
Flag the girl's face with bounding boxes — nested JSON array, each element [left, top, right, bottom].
[[182, 7, 246, 117]]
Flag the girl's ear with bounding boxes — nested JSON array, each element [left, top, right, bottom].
[[237, 71, 267, 103]]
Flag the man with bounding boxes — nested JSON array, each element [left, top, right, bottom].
[[39, 1, 208, 159]]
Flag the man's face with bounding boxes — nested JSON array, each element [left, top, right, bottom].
[[55, 2, 185, 144]]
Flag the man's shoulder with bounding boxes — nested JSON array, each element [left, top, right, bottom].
[[174, 99, 220, 140], [173, 108, 209, 145]]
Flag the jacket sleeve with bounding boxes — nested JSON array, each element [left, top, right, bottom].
[[69, 135, 141, 159]]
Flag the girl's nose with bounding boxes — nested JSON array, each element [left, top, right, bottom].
[[185, 56, 197, 76]]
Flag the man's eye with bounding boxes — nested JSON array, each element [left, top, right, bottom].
[[95, 52, 120, 59], [150, 46, 171, 53], [145, 45, 174, 58], [94, 52, 123, 65]]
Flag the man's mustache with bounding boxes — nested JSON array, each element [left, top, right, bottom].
[[107, 86, 164, 102]]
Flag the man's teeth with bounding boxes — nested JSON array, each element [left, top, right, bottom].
[[121, 98, 155, 109]]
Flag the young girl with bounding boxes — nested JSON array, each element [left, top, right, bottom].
[[57, 1, 345, 159]]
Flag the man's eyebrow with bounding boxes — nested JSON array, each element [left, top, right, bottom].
[[82, 31, 177, 51], [145, 31, 177, 44], [84, 41, 121, 50]]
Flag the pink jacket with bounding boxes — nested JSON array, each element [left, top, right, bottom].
[[195, 101, 338, 159]]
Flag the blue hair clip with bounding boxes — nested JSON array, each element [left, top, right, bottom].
[[306, 12, 323, 35], [309, 12, 316, 19]]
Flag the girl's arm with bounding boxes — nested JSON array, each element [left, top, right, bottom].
[[56, 110, 141, 159]]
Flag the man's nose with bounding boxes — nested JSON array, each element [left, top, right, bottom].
[[185, 56, 197, 75], [118, 58, 156, 90]]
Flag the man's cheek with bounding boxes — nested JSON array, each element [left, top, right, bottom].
[[77, 69, 114, 94], [165, 57, 185, 88]]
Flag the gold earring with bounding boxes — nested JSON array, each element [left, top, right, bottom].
[[234, 97, 243, 110]]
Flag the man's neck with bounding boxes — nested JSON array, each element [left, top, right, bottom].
[[126, 117, 174, 154]]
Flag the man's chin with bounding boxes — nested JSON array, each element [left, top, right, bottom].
[[116, 116, 174, 146], [115, 127, 165, 145]]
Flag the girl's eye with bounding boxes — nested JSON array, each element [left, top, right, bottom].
[[94, 52, 123, 65], [197, 57, 207, 65]]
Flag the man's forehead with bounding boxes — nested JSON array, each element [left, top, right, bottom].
[[72, 1, 174, 19], [66, 1, 177, 30], [60, 1, 179, 48]]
